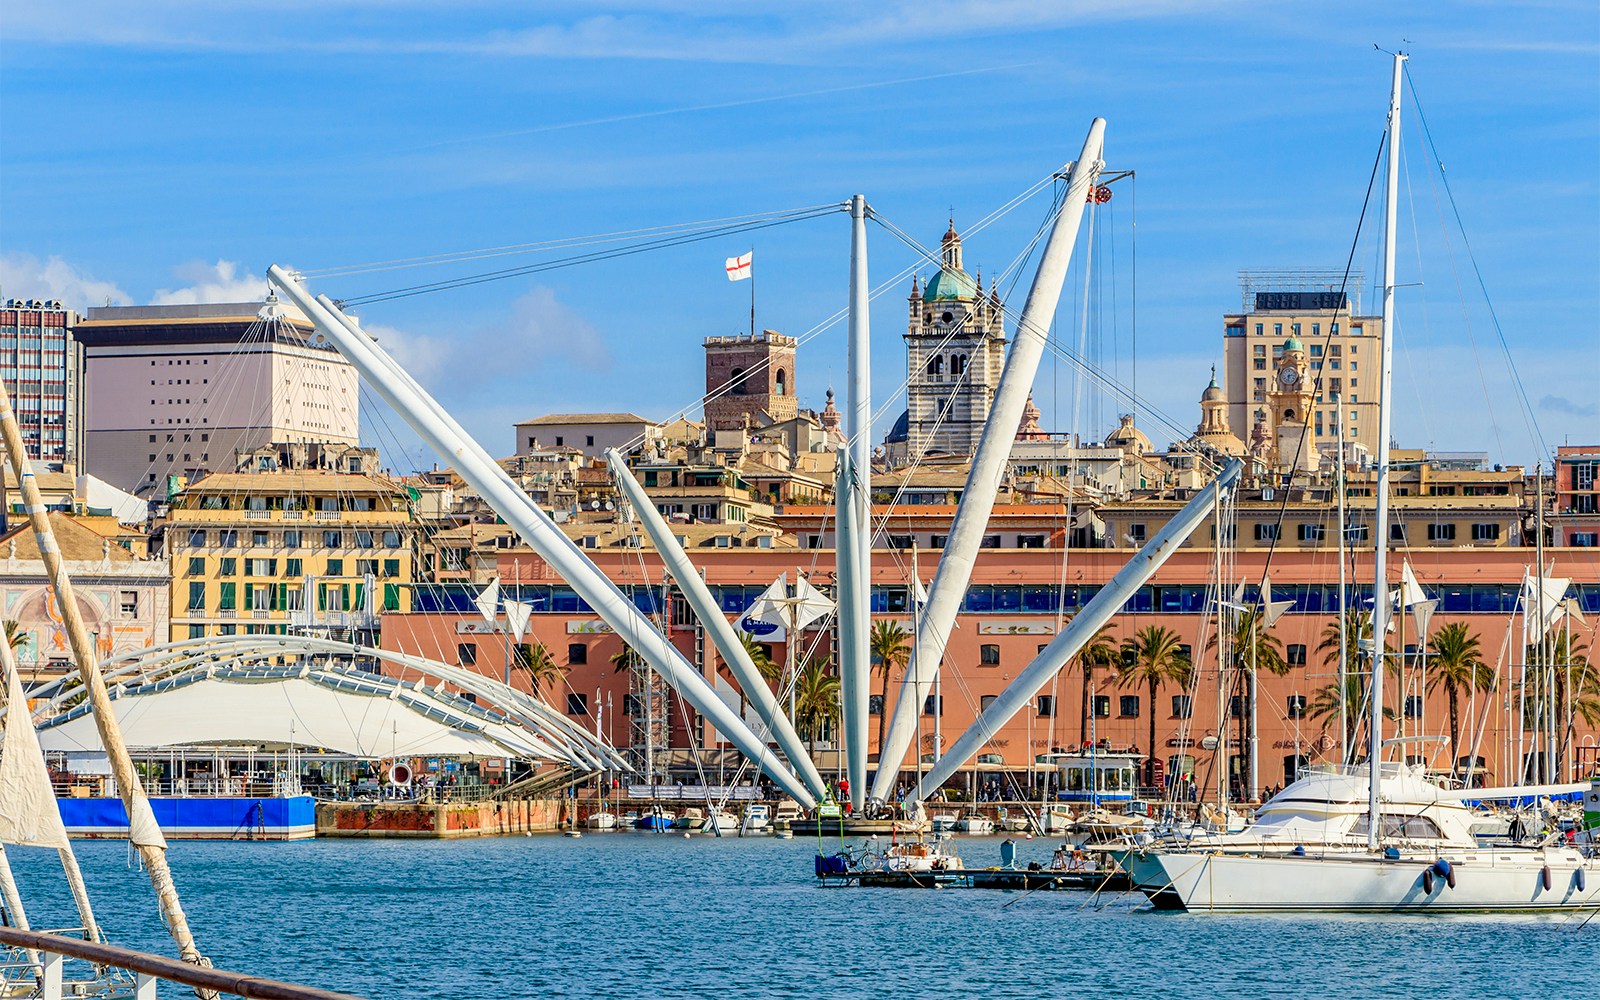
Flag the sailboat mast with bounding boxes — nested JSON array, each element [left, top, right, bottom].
[[1336, 400, 1350, 763], [1368, 50, 1406, 850]]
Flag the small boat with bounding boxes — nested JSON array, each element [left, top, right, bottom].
[[994, 807, 1030, 832], [929, 812, 959, 833], [1036, 803, 1074, 835], [774, 829, 794, 839], [741, 803, 771, 834], [634, 807, 675, 831], [955, 811, 995, 835], [701, 809, 739, 835], [772, 800, 802, 831], [675, 807, 705, 831], [586, 811, 618, 831], [563, 830, 582, 838]]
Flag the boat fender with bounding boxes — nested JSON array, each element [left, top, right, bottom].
[[1576, 868, 1586, 892], [1291, 845, 1306, 857], [1422, 870, 1435, 894], [1432, 858, 1456, 890], [1540, 865, 1552, 891]]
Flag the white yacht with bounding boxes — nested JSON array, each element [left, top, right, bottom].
[[955, 811, 995, 835], [741, 803, 771, 834]]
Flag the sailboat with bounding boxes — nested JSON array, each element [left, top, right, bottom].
[[1131, 52, 1600, 912]]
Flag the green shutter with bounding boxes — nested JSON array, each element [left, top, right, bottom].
[[188, 581, 205, 610], [383, 584, 400, 611], [244, 586, 254, 611], [341, 584, 351, 610], [317, 583, 327, 611], [219, 582, 236, 611], [353, 583, 366, 611]]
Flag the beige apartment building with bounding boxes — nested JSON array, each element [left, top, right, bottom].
[[1222, 278, 1383, 463]]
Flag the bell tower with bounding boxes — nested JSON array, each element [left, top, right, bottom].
[[1268, 337, 1319, 473]]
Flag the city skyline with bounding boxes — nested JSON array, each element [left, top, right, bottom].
[[2, 2, 1595, 471]]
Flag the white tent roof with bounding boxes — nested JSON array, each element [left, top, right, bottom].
[[39, 676, 534, 759]]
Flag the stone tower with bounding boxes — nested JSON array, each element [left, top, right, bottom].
[[1268, 336, 1319, 473], [901, 223, 1007, 461], [702, 331, 798, 439]]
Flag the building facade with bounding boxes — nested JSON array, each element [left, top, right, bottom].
[[513, 413, 655, 461], [0, 298, 85, 469], [702, 331, 798, 444], [0, 513, 169, 684], [76, 301, 359, 494], [1553, 444, 1600, 548], [161, 471, 418, 643]]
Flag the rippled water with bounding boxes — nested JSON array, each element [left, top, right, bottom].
[[5, 833, 1592, 998]]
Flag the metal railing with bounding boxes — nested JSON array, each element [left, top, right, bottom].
[[0, 926, 366, 999]]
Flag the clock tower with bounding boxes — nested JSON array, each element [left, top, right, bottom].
[[1268, 336, 1319, 474]]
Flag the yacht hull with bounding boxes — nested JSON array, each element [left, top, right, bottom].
[[1140, 848, 1600, 912]]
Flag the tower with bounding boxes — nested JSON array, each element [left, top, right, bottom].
[[1189, 367, 1247, 457], [1267, 336, 1319, 474], [900, 223, 1006, 462], [702, 330, 797, 442]]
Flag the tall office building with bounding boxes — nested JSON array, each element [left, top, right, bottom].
[[0, 298, 85, 469], [1221, 271, 1383, 463], [76, 300, 360, 494]]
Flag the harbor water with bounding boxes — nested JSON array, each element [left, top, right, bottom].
[[7, 833, 1590, 998]]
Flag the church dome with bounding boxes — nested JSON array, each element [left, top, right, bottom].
[[1201, 379, 1225, 403], [885, 408, 910, 444], [1282, 335, 1303, 353], [1104, 414, 1151, 454], [923, 267, 978, 302]]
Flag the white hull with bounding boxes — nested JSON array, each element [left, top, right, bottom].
[[1141, 847, 1600, 912], [585, 812, 618, 830], [956, 817, 995, 834]]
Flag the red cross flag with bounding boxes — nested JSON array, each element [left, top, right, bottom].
[[725, 251, 753, 281]]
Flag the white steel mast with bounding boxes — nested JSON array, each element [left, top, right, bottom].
[[838, 193, 873, 811], [1367, 50, 1406, 850], [267, 268, 819, 807], [870, 118, 1106, 807]]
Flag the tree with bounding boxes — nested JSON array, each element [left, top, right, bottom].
[[727, 631, 778, 722], [1312, 608, 1390, 753], [1116, 625, 1192, 784], [1206, 606, 1287, 793], [1426, 622, 1493, 773], [515, 641, 567, 695], [794, 655, 840, 758], [3, 620, 23, 651], [1523, 626, 1598, 779], [1075, 621, 1120, 745], [869, 620, 911, 757], [1306, 672, 1393, 758]]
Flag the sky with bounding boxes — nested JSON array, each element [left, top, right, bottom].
[[2, 1, 1596, 473]]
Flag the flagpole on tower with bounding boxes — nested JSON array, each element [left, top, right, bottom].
[[749, 246, 756, 337]]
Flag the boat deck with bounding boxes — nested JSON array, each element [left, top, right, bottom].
[[817, 867, 1129, 891]]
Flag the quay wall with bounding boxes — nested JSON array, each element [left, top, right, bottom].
[[315, 797, 564, 838]]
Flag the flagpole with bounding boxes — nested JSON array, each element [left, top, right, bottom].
[[749, 246, 756, 337]]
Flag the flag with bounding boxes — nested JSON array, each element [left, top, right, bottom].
[[474, 576, 501, 624], [725, 251, 753, 282]]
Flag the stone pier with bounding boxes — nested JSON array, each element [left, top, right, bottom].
[[315, 798, 565, 838]]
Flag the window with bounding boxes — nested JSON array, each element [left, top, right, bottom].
[[284, 530, 301, 549], [1037, 695, 1056, 717], [1120, 695, 1140, 718], [382, 530, 402, 548], [188, 624, 206, 639], [187, 557, 205, 575], [218, 582, 236, 611], [566, 692, 588, 715], [356, 559, 379, 576], [323, 530, 342, 548], [1093, 695, 1110, 718], [218, 530, 238, 547], [1127, 523, 1146, 544], [979, 643, 1000, 665], [1404, 694, 1423, 719], [1428, 523, 1457, 542], [1287, 643, 1307, 666], [567, 643, 587, 664], [1471, 523, 1499, 543], [1254, 523, 1280, 541], [252, 530, 269, 546], [187, 582, 206, 611], [1230, 695, 1250, 718], [623, 694, 643, 716], [1287, 694, 1307, 718], [1297, 523, 1325, 542], [219, 557, 236, 576], [286, 558, 302, 576], [457, 642, 478, 666], [924, 695, 943, 716], [1018, 534, 1046, 549], [355, 530, 375, 549], [247, 558, 275, 576], [1172, 695, 1192, 719], [980, 695, 998, 713], [383, 558, 400, 577], [1390, 522, 1407, 542], [326, 558, 343, 576], [868, 695, 884, 716]]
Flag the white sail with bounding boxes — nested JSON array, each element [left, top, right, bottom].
[[504, 599, 533, 643], [474, 576, 502, 624], [748, 573, 835, 633], [0, 658, 71, 850]]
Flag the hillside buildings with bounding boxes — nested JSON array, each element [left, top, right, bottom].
[[0, 298, 85, 468]]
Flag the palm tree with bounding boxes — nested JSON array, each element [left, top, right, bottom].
[[515, 640, 567, 695], [1116, 625, 1192, 783], [3, 620, 23, 651], [1312, 607, 1391, 753], [794, 655, 840, 758], [1426, 622, 1493, 773], [727, 631, 777, 722], [610, 645, 644, 674], [1307, 672, 1392, 757], [1076, 621, 1120, 745], [1206, 606, 1287, 790], [869, 620, 911, 757], [1523, 626, 1599, 778]]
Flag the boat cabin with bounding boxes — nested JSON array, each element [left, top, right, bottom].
[[1041, 750, 1144, 803]]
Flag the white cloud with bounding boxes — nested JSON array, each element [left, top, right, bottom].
[[151, 260, 270, 305], [0, 253, 130, 309]]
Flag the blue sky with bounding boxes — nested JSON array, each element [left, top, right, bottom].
[[2, 2, 1596, 471]]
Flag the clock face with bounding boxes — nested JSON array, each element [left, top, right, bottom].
[[1279, 367, 1300, 387]]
